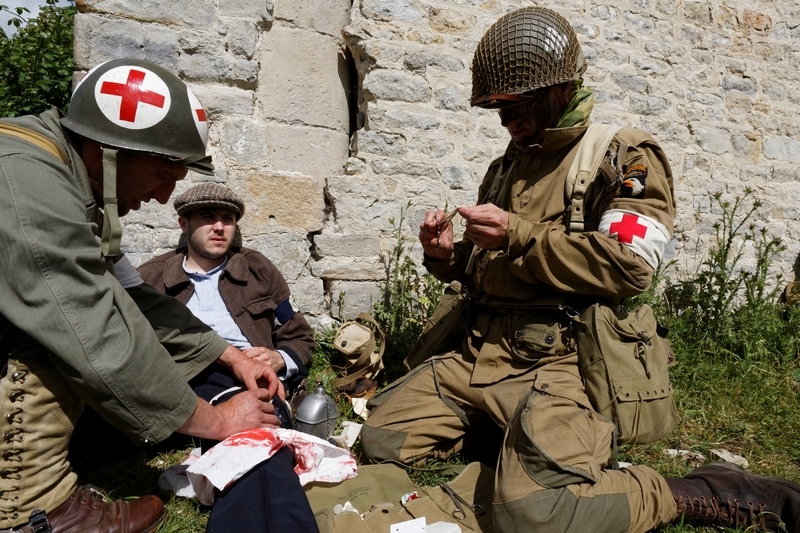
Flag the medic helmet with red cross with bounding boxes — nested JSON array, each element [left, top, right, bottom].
[[60, 58, 213, 176]]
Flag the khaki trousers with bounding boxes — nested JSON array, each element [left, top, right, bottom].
[[361, 312, 676, 533], [0, 342, 80, 528]]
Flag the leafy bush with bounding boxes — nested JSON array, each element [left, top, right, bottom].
[[0, 0, 76, 117]]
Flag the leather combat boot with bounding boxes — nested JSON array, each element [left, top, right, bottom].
[[666, 461, 800, 532], [0, 485, 166, 533]]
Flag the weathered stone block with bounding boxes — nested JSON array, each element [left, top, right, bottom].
[[225, 18, 258, 59], [434, 85, 467, 112], [190, 84, 255, 116], [177, 30, 222, 55], [310, 257, 386, 281], [383, 109, 440, 130], [409, 138, 453, 158], [610, 72, 649, 93], [731, 133, 760, 160], [345, 157, 368, 175], [178, 53, 258, 88], [442, 166, 470, 189], [77, 0, 215, 27], [763, 136, 800, 163], [288, 275, 326, 317], [360, 0, 425, 23], [222, 118, 269, 167], [363, 70, 431, 103], [695, 127, 732, 155], [683, 2, 711, 23], [722, 75, 756, 95], [353, 130, 408, 158], [314, 235, 383, 257], [403, 50, 464, 72], [264, 122, 349, 178], [370, 158, 438, 177], [429, 8, 476, 34], [238, 172, 325, 233], [245, 232, 312, 282], [743, 9, 772, 32], [274, 0, 351, 37], [590, 5, 618, 21], [218, 0, 273, 26], [74, 14, 179, 70], [331, 281, 382, 319], [258, 26, 350, 132], [629, 94, 670, 116]]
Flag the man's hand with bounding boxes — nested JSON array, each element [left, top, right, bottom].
[[459, 204, 508, 250], [242, 347, 286, 373], [217, 345, 285, 400], [419, 209, 454, 260], [177, 391, 280, 441]]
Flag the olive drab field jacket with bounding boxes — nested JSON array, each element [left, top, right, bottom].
[[423, 122, 676, 385], [425, 122, 675, 304], [0, 108, 227, 444]]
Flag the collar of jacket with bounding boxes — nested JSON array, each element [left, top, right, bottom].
[[162, 248, 250, 289], [505, 122, 593, 162]]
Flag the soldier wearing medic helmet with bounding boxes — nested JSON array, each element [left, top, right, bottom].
[[361, 7, 800, 533], [0, 59, 317, 533]]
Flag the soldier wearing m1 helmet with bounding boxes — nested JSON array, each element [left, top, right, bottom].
[[0, 59, 301, 532], [361, 7, 800, 533]]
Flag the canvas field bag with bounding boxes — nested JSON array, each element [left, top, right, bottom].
[[574, 303, 679, 445], [304, 461, 497, 533], [332, 313, 385, 390]]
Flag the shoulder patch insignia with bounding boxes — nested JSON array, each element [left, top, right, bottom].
[[621, 165, 647, 198]]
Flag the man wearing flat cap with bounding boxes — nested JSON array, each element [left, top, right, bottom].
[[138, 183, 314, 397]]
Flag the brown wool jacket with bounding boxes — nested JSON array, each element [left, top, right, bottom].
[[138, 247, 314, 388]]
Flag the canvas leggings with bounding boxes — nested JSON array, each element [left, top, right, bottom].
[[361, 313, 676, 533], [0, 334, 81, 529]]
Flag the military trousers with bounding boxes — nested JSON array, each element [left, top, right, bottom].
[[361, 311, 676, 533]]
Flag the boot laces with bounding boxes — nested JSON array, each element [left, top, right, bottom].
[[679, 493, 773, 530]]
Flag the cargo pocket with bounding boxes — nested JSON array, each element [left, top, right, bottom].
[[513, 369, 615, 488], [509, 315, 564, 363]]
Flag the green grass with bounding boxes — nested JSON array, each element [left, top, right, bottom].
[[68, 194, 800, 532]]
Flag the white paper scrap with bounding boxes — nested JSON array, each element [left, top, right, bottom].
[[390, 517, 426, 533], [425, 522, 462, 533]]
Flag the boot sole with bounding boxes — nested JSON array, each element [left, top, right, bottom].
[[143, 507, 168, 533]]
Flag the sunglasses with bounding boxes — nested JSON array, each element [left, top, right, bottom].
[[496, 89, 549, 121]]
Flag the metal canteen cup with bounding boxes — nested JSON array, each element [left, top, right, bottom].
[[294, 385, 338, 440]]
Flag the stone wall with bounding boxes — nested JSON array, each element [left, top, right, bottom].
[[73, 0, 800, 324]]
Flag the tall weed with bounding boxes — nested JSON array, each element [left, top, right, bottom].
[[665, 189, 795, 364], [372, 203, 444, 381]]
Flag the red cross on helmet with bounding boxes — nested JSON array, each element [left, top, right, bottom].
[[61, 58, 213, 175]]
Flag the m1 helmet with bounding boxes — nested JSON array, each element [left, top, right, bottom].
[[61, 58, 213, 175], [471, 7, 586, 108]]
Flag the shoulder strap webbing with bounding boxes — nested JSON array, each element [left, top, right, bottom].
[[0, 122, 70, 166], [564, 123, 623, 234]]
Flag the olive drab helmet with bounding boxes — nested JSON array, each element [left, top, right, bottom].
[[471, 7, 587, 108], [61, 58, 213, 261], [61, 58, 213, 175]]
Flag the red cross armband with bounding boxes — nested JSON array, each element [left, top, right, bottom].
[[597, 209, 670, 269]]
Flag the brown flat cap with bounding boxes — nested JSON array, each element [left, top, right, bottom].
[[174, 183, 245, 219]]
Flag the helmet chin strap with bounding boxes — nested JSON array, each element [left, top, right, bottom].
[[100, 147, 122, 260]]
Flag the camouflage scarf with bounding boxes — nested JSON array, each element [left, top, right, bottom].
[[555, 83, 594, 128]]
